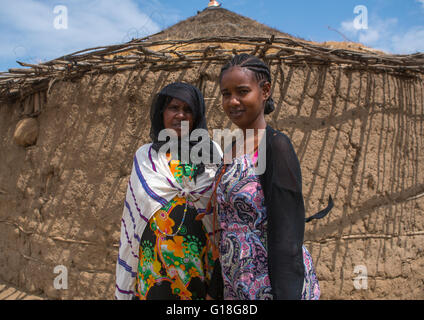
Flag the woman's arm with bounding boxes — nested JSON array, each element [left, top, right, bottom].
[[266, 132, 305, 300]]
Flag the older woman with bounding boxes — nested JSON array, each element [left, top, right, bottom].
[[115, 83, 222, 300]]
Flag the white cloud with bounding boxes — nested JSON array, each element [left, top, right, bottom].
[[417, 0, 424, 8], [0, 0, 174, 70], [391, 26, 424, 54], [340, 14, 423, 54], [340, 20, 357, 35]]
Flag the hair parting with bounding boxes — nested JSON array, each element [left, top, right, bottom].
[[219, 53, 275, 115]]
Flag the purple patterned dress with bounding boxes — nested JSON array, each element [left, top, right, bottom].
[[216, 153, 320, 300]]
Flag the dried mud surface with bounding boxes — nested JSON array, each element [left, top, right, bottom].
[[0, 64, 423, 299]]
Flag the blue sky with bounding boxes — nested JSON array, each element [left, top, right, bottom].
[[0, 0, 423, 72]]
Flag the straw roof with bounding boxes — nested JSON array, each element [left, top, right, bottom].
[[1, 7, 423, 102], [149, 7, 291, 40]]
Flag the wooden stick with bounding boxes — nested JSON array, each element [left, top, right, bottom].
[[8, 68, 35, 74], [1, 36, 423, 98]]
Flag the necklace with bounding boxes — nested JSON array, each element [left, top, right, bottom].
[[153, 200, 188, 237]]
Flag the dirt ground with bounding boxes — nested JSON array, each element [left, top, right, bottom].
[[0, 281, 44, 300]]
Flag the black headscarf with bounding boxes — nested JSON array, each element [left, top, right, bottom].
[[149, 82, 220, 180]]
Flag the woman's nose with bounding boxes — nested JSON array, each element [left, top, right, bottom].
[[174, 109, 187, 119], [229, 96, 240, 106]]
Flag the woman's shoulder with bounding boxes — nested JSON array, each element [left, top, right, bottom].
[[266, 126, 294, 152], [265, 126, 302, 190], [134, 143, 153, 157]]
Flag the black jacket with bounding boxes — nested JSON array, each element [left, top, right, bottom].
[[258, 125, 306, 299]]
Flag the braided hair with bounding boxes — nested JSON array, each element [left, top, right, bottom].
[[219, 53, 275, 115]]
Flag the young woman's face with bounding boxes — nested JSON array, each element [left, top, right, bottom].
[[162, 98, 194, 136], [220, 66, 271, 130]]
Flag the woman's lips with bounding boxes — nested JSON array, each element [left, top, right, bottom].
[[171, 122, 189, 132], [229, 109, 245, 119]]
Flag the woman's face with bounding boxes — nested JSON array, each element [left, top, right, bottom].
[[162, 98, 194, 136], [220, 66, 270, 130]]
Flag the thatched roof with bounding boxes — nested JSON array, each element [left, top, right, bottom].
[[149, 7, 292, 40], [146, 7, 381, 53], [0, 7, 423, 102]]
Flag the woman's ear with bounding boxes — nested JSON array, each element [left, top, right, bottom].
[[262, 81, 271, 100]]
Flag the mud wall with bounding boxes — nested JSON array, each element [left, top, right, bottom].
[[0, 63, 423, 299]]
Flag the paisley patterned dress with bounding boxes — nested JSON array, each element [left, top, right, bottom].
[[216, 152, 320, 300], [134, 154, 215, 300]]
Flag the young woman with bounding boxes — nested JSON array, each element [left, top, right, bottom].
[[213, 54, 332, 300], [115, 82, 223, 300]]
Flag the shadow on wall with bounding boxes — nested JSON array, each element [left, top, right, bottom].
[[204, 63, 424, 298]]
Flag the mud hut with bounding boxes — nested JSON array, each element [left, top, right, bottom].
[[0, 6, 423, 300]]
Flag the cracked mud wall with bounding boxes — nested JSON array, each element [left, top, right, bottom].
[[0, 64, 423, 299]]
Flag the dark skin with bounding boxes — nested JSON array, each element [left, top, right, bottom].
[[209, 66, 273, 300], [209, 66, 269, 299], [211, 68, 271, 300], [163, 97, 216, 299], [162, 98, 194, 136], [220, 66, 271, 158]]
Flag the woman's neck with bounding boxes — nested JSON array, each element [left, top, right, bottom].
[[229, 123, 267, 159], [240, 115, 267, 136], [241, 116, 267, 149]]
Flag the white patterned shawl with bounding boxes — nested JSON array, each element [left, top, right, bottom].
[[115, 142, 222, 299]]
